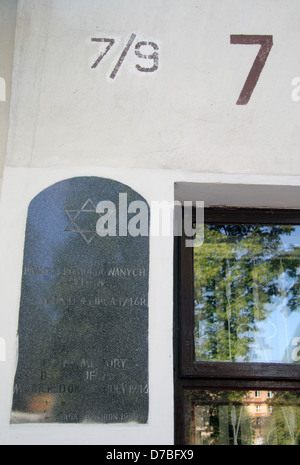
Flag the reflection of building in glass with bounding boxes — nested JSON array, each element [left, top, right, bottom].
[[195, 406, 214, 445], [245, 390, 273, 416], [187, 390, 299, 446], [243, 391, 273, 445]]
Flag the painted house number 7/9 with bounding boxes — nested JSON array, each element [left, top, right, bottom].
[[230, 35, 274, 105], [90, 34, 274, 105]]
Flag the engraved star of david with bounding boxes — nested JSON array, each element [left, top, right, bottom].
[[65, 199, 98, 244]]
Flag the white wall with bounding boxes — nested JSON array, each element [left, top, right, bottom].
[[6, 0, 300, 176], [0, 0, 17, 196], [0, 166, 175, 445], [2, 0, 300, 445], [1, 167, 300, 445]]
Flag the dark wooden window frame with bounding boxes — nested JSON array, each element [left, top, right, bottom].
[[179, 207, 300, 380], [174, 207, 300, 444]]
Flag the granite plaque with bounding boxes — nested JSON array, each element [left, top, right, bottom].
[[11, 177, 149, 424]]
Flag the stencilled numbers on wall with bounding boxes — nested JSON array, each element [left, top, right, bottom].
[[90, 33, 160, 79], [230, 35, 273, 105], [88, 33, 283, 106]]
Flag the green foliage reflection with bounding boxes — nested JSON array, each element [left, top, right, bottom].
[[194, 225, 300, 362]]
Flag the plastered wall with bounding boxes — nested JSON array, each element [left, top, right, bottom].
[[0, 0, 17, 195], [6, 0, 300, 176], [2, 0, 300, 445]]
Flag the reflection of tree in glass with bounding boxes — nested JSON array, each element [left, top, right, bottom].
[[185, 390, 252, 445], [194, 225, 300, 362], [266, 392, 300, 445], [185, 390, 300, 445]]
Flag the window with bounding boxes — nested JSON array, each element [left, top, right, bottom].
[[175, 208, 300, 445]]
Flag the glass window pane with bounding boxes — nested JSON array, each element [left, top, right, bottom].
[[184, 390, 300, 445], [194, 225, 300, 363]]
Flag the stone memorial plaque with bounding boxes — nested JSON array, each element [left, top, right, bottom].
[[11, 177, 149, 424]]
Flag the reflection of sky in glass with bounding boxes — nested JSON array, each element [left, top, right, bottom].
[[195, 225, 300, 364], [248, 227, 300, 363]]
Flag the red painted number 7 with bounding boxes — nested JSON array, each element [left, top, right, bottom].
[[230, 35, 273, 105]]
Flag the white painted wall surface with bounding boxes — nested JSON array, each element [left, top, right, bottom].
[[1, 167, 300, 445], [0, 166, 176, 445], [6, 0, 300, 175], [0, 0, 17, 195], [2, 0, 300, 445]]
